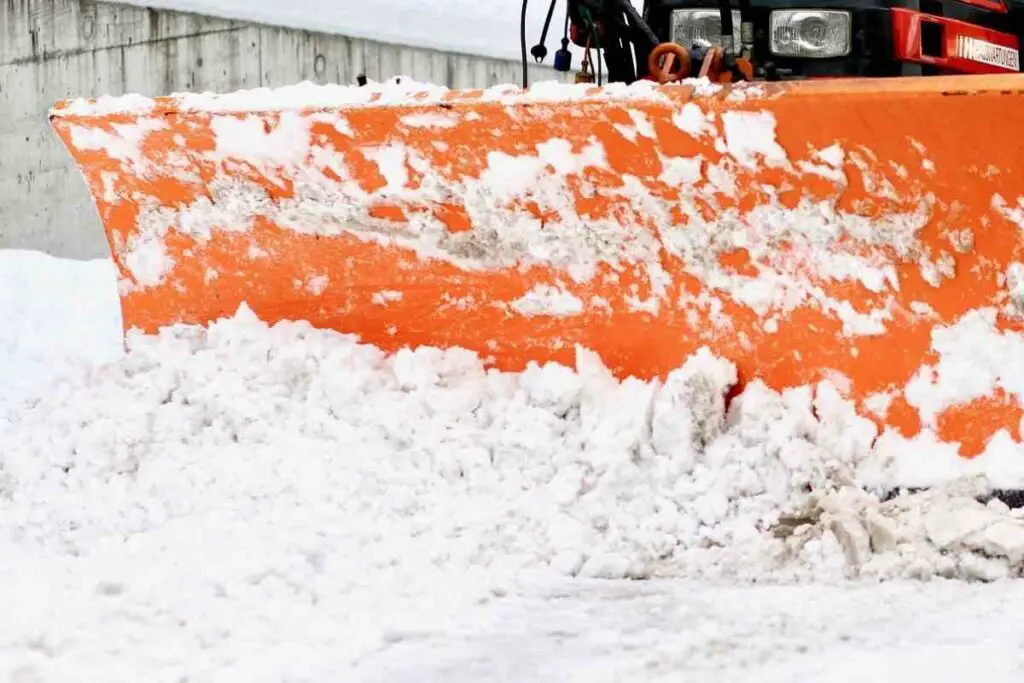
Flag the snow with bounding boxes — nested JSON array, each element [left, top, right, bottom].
[[67, 118, 167, 166], [721, 110, 789, 169], [55, 79, 448, 116], [510, 283, 585, 316], [905, 308, 1024, 432], [110, 0, 644, 65], [53, 75, 686, 117], [352, 580, 1024, 682], [0, 250, 122, 415], [672, 101, 716, 137], [5, 248, 1024, 680]]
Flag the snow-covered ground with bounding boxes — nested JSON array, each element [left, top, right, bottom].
[[4, 249, 1024, 681]]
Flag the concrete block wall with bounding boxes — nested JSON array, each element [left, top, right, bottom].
[[1, 0, 565, 258]]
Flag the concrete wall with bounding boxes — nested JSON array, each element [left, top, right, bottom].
[[1, 0, 566, 259]]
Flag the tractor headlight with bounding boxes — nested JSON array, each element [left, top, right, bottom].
[[670, 9, 742, 50], [769, 10, 851, 58]]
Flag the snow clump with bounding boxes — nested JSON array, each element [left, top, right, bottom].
[[4, 305, 1024, 588]]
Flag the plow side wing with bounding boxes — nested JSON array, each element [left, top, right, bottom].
[[50, 76, 1024, 457]]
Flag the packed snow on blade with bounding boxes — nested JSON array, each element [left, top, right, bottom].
[[49, 74, 1024, 460]]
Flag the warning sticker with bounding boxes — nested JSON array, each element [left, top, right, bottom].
[[953, 35, 1020, 71]]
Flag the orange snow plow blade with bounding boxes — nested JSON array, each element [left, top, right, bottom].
[[50, 75, 1024, 457]]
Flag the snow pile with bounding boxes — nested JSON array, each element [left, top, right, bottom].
[[5, 242, 1024, 680], [818, 484, 1024, 582], [5, 304, 1024, 593], [0, 250, 122, 415]]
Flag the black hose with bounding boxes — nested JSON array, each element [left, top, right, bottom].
[[738, 0, 752, 59], [610, 0, 658, 48], [521, 0, 530, 88], [719, 0, 734, 55], [531, 0, 559, 61]]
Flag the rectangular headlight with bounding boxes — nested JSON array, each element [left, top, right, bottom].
[[769, 10, 851, 58], [670, 9, 742, 50]]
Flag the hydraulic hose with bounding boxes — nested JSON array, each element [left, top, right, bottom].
[[719, 0, 735, 56], [531, 0, 560, 61], [609, 0, 659, 48], [521, 0, 530, 87]]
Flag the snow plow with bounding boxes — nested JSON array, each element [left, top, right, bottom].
[[48, 0, 1024, 462]]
